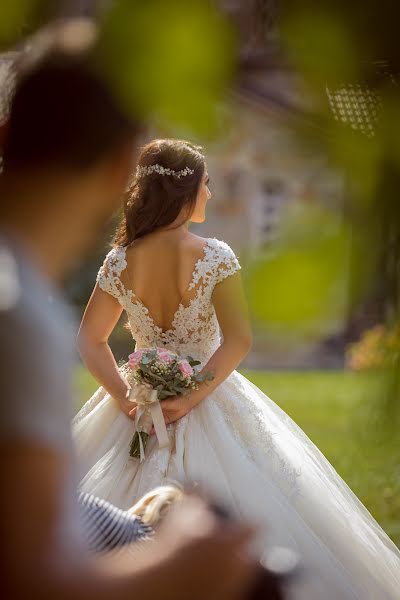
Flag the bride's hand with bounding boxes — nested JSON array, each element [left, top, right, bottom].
[[129, 396, 187, 433], [119, 395, 137, 419], [132, 393, 198, 433], [161, 395, 191, 425]]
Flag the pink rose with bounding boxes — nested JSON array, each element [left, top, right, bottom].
[[157, 349, 173, 363], [179, 359, 193, 377], [128, 349, 144, 368]]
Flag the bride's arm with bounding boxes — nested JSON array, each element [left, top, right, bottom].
[[202, 270, 253, 384], [77, 284, 133, 416], [160, 271, 252, 423]]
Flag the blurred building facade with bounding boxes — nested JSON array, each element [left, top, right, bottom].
[[192, 98, 346, 369], [195, 107, 343, 259]]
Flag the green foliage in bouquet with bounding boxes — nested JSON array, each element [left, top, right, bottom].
[[131, 349, 206, 399]]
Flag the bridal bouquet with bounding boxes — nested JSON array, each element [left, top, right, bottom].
[[128, 348, 213, 460]]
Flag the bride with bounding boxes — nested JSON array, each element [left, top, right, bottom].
[[74, 138, 400, 598]]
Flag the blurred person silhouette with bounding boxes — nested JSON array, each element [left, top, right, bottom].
[[0, 19, 257, 600], [127, 483, 288, 600]]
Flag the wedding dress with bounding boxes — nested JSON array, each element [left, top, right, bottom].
[[73, 238, 400, 599]]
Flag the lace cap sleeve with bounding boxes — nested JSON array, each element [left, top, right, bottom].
[[212, 239, 241, 285], [96, 246, 127, 300]]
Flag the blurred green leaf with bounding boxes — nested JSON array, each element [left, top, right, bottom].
[[328, 125, 383, 208], [281, 7, 361, 88], [93, 0, 235, 136], [246, 207, 359, 336], [0, 0, 50, 48], [378, 89, 400, 171]]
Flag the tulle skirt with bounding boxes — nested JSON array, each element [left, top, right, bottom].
[[73, 369, 400, 599]]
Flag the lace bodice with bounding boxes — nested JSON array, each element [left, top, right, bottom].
[[96, 238, 241, 364]]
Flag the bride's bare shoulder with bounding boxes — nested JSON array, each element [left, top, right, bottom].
[[185, 233, 209, 248], [183, 233, 210, 258]]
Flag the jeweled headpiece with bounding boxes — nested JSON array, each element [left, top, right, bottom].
[[136, 163, 194, 180]]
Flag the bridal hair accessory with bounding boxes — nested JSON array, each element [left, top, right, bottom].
[[136, 163, 194, 180]]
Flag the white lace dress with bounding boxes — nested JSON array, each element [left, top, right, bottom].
[[73, 238, 400, 599]]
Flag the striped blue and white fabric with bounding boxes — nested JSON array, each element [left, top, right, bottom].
[[78, 492, 153, 554]]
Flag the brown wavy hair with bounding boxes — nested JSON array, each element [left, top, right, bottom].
[[114, 139, 205, 247]]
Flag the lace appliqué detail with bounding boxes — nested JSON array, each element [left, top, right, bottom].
[[214, 376, 302, 501], [189, 238, 241, 290], [96, 239, 241, 366], [96, 247, 127, 300]]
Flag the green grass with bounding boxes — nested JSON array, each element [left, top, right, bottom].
[[75, 368, 400, 547]]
